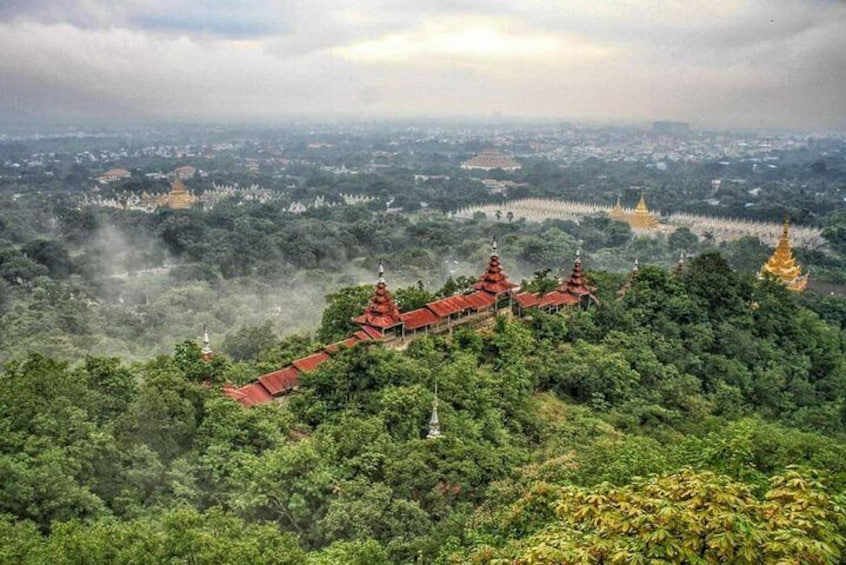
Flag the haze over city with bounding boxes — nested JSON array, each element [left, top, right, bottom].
[[1, 0, 845, 130]]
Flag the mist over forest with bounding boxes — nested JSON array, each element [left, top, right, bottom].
[[3, 120, 846, 564]]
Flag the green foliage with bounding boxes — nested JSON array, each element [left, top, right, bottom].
[[317, 285, 372, 343], [463, 469, 846, 564]]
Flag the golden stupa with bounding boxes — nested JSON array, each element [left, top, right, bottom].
[[609, 195, 627, 221], [628, 193, 660, 229], [759, 218, 808, 291], [159, 177, 197, 210]]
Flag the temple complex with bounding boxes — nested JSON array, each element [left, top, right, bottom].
[[513, 250, 598, 313], [223, 240, 595, 408], [759, 218, 809, 291], [156, 177, 197, 210]]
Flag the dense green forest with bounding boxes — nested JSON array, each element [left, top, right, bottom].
[[3, 129, 846, 562], [3, 253, 846, 563]]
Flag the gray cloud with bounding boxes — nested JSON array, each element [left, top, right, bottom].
[[0, 0, 844, 129]]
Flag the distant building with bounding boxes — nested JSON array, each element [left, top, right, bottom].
[[608, 193, 660, 230], [172, 165, 197, 180], [97, 168, 131, 183], [155, 177, 197, 210], [462, 150, 521, 171], [652, 121, 690, 136]]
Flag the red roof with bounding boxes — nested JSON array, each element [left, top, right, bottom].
[[514, 292, 539, 308], [360, 325, 384, 340], [237, 382, 273, 406], [324, 336, 360, 353], [559, 257, 597, 299], [401, 307, 440, 330], [293, 351, 331, 373], [258, 366, 300, 396], [474, 254, 517, 295], [353, 330, 373, 342], [353, 279, 403, 329], [222, 383, 245, 401], [537, 291, 580, 308], [426, 295, 468, 318], [461, 291, 497, 309]]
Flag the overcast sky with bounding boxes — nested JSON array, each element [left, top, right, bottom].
[[1, 0, 844, 130]]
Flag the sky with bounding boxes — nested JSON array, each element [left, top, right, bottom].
[[0, 0, 844, 130]]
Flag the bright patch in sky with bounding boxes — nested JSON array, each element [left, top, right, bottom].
[[334, 19, 584, 62]]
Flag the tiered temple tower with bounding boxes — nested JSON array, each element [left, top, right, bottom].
[[559, 250, 598, 305], [759, 218, 808, 291], [352, 262, 404, 336], [473, 238, 518, 297]]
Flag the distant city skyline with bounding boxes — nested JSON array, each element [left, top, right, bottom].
[[1, 1, 844, 131]]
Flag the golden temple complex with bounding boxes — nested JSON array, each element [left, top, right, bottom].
[[608, 194, 659, 230], [157, 177, 197, 210], [759, 218, 808, 291]]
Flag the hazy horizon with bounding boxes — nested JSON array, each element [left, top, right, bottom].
[[1, 1, 845, 131]]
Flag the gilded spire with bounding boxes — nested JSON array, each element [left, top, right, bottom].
[[629, 192, 659, 229], [759, 216, 808, 291], [609, 195, 626, 220]]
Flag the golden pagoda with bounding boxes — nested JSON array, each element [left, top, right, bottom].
[[609, 195, 627, 221], [759, 218, 808, 291], [159, 177, 197, 210], [628, 193, 659, 229]]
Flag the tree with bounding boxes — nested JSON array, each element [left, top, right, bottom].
[[317, 285, 372, 343], [465, 469, 846, 564]]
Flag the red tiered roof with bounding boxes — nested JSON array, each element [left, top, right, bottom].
[[473, 248, 517, 295], [352, 268, 403, 329], [559, 254, 597, 299]]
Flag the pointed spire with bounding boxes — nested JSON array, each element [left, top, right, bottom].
[[617, 258, 639, 299], [559, 249, 598, 302], [201, 324, 213, 361], [427, 381, 441, 439], [352, 261, 403, 329], [473, 238, 516, 295], [760, 214, 808, 291]]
